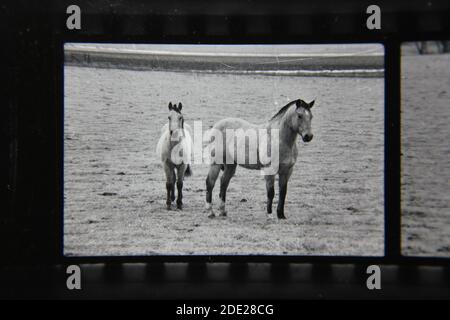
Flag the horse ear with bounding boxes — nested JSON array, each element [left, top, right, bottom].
[[309, 100, 315, 108], [178, 102, 182, 111], [168, 102, 173, 110]]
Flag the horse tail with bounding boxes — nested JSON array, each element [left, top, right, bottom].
[[185, 164, 192, 177]]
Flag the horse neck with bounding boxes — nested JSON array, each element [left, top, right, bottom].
[[266, 109, 298, 148], [168, 130, 185, 149]]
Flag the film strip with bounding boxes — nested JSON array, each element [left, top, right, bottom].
[[1, 0, 450, 300]]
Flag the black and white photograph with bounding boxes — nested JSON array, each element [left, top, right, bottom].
[[63, 43, 385, 257], [401, 41, 450, 257]]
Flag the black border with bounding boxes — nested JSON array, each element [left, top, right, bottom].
[[3, 0, 450, 268]]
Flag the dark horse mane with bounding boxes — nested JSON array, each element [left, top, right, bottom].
[[270, 99, 309, 121]]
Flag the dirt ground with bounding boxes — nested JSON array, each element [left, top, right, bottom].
[[401, 52, 450, 257], [64, 66, 384, 256]]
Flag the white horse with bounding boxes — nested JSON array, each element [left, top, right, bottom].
[[156, 102, 193, 210], [204, 98, 314, 219]]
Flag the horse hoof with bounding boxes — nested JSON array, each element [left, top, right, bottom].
[[219, 211, 227, 217], [208, 213, 215, 218], [177, 204, 183, 210], [278, 215, 286, 220], [166, 204, 171, 210]]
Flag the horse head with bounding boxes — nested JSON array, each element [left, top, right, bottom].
[[291, 99, 314, 142], [167, 102, 185, 139]]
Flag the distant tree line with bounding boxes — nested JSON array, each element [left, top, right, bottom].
[[416, 41, 450, 54]]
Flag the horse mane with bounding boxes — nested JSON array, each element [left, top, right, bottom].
[[270, 100, 297, 121], [270, 99, 311, 122]]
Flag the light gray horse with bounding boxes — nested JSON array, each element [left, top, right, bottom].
[[205, 98, 314, 219], [156, 102, 193, 210]]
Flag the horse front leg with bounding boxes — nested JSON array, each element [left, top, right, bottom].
[[164, 162, 175, 210], [277, 169, 292, 219], [265, 175, 275, 215], [176, 165, 186, 210], [170, 171, 176, 203]]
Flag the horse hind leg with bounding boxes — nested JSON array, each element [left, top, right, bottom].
[[265, 175, 275, 215], [219, 164, 236, 217], [205, 164, 221, 217]]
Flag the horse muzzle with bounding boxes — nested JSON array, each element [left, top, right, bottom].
[[170, 130, 184, 141], [302, 133, 313, 142]]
